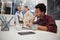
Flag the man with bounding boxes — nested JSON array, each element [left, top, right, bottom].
[[15, 5, 25, 23], [29, 3, 57, 33]]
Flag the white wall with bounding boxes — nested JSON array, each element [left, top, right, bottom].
[[55, 20, 60, 36]]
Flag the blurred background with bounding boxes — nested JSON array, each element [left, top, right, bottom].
[[0, 0, 47, 14], [0, 0, 60, 20], [0, 0, 60, 36]]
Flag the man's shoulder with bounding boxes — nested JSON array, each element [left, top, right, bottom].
[[16, 11, 19, 12], [15, 11, 19, 13], [15, 11, 20, 15], [45, 15, 52, 18], [45, 15, 54, 20]]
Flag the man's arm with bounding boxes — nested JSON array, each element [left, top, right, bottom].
[[37, 16, 57, 33], [38, 25, 48, 31]]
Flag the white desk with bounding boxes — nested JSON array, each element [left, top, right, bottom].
[[0, 27, 60, 40]]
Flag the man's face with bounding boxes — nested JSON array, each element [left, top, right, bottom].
[[35, 8, 44, 17], [17, 6, 21, 11]]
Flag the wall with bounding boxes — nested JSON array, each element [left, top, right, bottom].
[[55, 20, 60, 36]]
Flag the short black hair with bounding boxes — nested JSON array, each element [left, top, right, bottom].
[[35, 3, 46, 13]]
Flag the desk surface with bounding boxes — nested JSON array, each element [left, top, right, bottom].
[[0, 27, 60, 40]]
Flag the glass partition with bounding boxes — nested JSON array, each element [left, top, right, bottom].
[[1, 0, 47, 15]]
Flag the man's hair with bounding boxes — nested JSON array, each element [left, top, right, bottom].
[[35, 3, 46, 13]]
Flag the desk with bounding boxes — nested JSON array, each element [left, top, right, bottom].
[[0, 26, 60, 40]]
